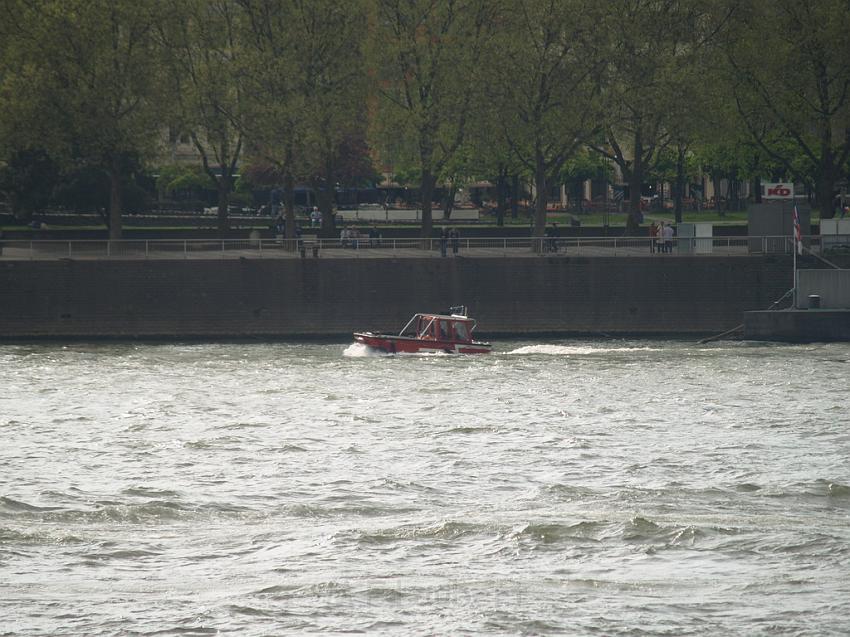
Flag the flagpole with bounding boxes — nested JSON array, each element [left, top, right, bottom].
[[792, 204, 800, 309], [793, 232, 797, 308]]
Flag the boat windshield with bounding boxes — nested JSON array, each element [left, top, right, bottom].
[[454, 321, 469, 340], [417, 316, 436, 339], [399, 314, 428, 337]]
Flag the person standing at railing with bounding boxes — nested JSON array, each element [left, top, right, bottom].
[[546, 223, 559, 252], [450, 227, 460, 255], [440, 227, 448, 257], [649, 222, 658, 254], [662, 223, 674, 253]]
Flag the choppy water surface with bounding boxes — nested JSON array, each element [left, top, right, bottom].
[[2, 339, 850, 635]]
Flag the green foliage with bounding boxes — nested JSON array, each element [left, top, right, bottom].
[[156, 164, 210, 194], [646, 148, 699, 184], [391, 168, 422, 188], [0, 0, 168, 235], [2, 0, 849, 231], [559, 151, 613, 184], [239, 157, 284, 189], [52, 167, 110, 214], [724, 0, 850, 215], [370, 0, 494, 234], [588, 0, 727, 231], [0, 149, 59, 220], [158, 0, 245, 230]]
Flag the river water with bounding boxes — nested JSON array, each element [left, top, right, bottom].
[[2, 339, 849, 636]]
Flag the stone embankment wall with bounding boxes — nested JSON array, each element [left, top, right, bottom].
[[0, 256, 791, 338], [744, 310, 850, 342]]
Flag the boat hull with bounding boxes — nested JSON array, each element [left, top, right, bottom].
[[353, 332, 491, 354]]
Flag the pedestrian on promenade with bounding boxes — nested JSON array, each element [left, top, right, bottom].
[[272, 215, 285, 245], [547, 223, 560, 252], [450, 227, 460, 255], [439, 227, 448, 257], [649, 222, 658, 253], [662, 223, 674, 253]]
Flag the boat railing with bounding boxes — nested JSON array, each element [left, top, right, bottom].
[[0, 235, 839, 260]]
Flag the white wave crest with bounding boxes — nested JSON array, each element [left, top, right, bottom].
[[506, 344, 660, 356], [343, 343, 456, 357], [342, 343, 389, 357]]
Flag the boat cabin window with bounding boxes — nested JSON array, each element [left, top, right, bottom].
[[417, 316, 436, 339], [439, 320, 449, 340], [454, 321, 469, 341]]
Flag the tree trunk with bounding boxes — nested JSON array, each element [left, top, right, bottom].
[[534, 156, 547, 238], [495, 167, 507, 227], [626, 171, 642, 235], [420, 167, 435, 238], [816, 112, 836, 218], [713, 175, 723, 217], [510, 174, 519, 219], [625, 130, 644, 235], [443, 182, 456, 220], [816, 173, 836, 219], [108, 166, 122, 240], [320, 157, 336, 234], [283, 166, 296, 247], [217, 175, 231, 235], [317, 185, 334, 232], [673, 181, 682, 224], [754, 176, 762, 203], [674, 146, 685, 224]]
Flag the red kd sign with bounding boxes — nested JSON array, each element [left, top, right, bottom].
[[763, 182, 794, 199]]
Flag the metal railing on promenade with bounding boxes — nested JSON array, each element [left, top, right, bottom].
[[0, 235, 841, 260]]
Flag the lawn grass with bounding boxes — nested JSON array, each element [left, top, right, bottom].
[[541, 210, 751, 227]]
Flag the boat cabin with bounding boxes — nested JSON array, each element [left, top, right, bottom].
[[400, 312, 476, 343]]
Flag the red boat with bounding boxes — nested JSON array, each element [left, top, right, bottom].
[[353, 306, 491, 354]]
